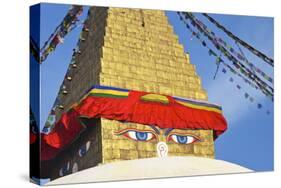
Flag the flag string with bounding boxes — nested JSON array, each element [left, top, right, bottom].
[[30, 36, 40, 62], [197, 15, 273, 85], [202, 13, 274, 67], [42, 9, 91, 134], [177, 13, 257, 92], [40, 5, 84, 63], [180, 12, 273, 99], [177, 12, 272, 114]]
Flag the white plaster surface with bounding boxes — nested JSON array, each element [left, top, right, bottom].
[[47, 156, 253, 185]]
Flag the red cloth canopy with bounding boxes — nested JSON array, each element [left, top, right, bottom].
[[40, 87, 227, 161]]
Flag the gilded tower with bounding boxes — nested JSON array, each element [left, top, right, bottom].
[[42, 6, 217, 180]]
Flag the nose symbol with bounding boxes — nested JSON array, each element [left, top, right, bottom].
[[157, 142, 168, 157]]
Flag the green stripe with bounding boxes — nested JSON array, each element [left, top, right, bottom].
[[142, 98, 169, 104], [89, 93, 128, 98]]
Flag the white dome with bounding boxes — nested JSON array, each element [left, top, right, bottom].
[[47, 156, 252, 185]]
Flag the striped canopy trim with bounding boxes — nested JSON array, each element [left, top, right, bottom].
[[86, 85, 222, 113]]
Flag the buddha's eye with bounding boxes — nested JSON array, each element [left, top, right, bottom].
[[115, 129, 156, 142], [59, 161, 70, 177], [168, 133, 200, 145], [78, 141, 91, 157]]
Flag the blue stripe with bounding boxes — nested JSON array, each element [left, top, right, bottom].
[[84, 85, 221, 110], [90, 85, 129, 92], [173, 96, 222, 110]]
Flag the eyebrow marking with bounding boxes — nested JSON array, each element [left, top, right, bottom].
[[149, 125, 160, 135], [114, 128, 157, 135], [164, 128, 174, 136]]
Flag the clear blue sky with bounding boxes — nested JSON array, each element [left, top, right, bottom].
[[32, 3, 274, 172]]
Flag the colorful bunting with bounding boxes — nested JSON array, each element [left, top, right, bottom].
[[181, 12, 273, 99], [30, 36, 40, 62], [211, 26, 273, 84], [226, 71, 271, 113], [178, 12, 271, 98], [177, 12, 272, 115], [40, 5, 84, 63], [202, 13, 274, 67], [43, 110, 56, 134], [41, 9, 91, 132]]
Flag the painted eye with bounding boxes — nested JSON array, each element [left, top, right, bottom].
[[78, 141, 91, 157], [59, 161, 70, 177], [115, 129, 156, 142], [127, 131, 153, 141], [168, 134, 199, 145]]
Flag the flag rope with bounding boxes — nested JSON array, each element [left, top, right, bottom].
[[181, 12, 273, 98], [202, 13, 274, 67]]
